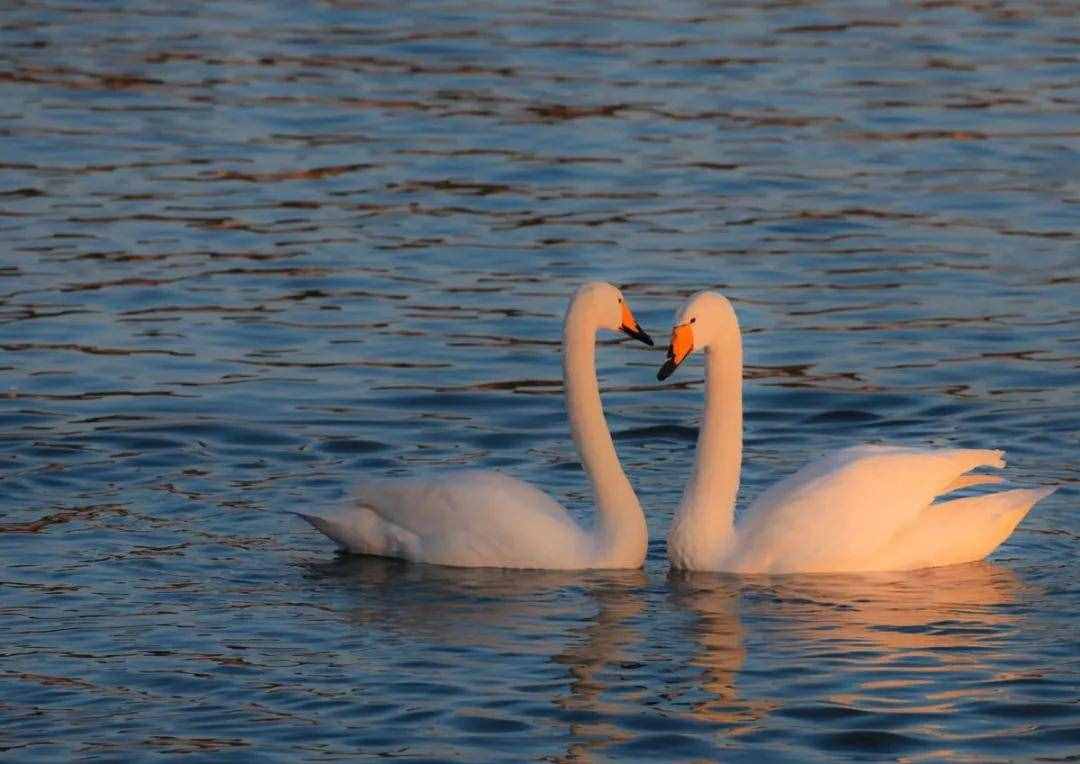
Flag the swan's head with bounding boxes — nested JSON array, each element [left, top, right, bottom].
[[657, 291, 735, 381], [573, 281, 653, 346]]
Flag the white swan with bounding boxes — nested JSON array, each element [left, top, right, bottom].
[[656, 291, 1056, 574], [297, 282, 653, 569]]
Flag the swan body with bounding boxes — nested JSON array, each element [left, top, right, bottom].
[[297, 282, 652, 570], [301, 471, 596, 568], [658, 291, 1056, 574]]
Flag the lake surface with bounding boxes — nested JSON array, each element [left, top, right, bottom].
[[1, 1, 1078, 760]]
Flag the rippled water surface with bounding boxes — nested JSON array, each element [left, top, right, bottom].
[[2, 1, 1078, 760]]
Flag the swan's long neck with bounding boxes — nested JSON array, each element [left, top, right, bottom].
[[563, 299, 646, 566], [670, 311, 743, 564]]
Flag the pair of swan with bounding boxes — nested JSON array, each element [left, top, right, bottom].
[[298, 283, 1054, 573]]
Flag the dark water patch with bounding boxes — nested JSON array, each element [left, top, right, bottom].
[[390, 709, 445, 725], [812, 730, 929, 754], [777, 703, 873, 722], [614, 424, 698, 442], [82, 433, 182, 451], [972, 702, 1080, 720], [352, 456, 396, 470], [1037, 726, 1080, 746], [318, 438, 389, 455], [804, 409, 883, 424], [388, 681, 464, 698], [466, 431, 538, 450], [609, 732, 718, 759], [615, 711, 711, 734], [451, 713, 531, 734]]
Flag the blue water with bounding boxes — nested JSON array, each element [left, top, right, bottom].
[[1, 1, 1077, 761]]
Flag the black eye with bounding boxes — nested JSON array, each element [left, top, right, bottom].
[[617, 297, 622, 303], [690, 317, 696, 324]]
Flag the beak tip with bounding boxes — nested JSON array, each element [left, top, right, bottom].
[[621, 324, 654, 347]]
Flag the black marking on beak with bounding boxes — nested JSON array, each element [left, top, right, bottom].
[[657, 343, 683, 381], [620, 322, 654, 346]]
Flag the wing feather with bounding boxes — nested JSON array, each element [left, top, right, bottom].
[[733, 446, 1007, 572], [306, 470, 593, 568]]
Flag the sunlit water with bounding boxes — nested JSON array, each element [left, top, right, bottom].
[[2, 1, 1078, 761]]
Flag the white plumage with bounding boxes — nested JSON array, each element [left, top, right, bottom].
[[660, 291, 1055, 574], [296, 282, 652, 570]]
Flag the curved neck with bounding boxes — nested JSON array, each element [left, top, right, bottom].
[[674, 315, 743, 551], [562, 299, 646, 566]]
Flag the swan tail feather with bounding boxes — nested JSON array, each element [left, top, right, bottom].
[[292, 511, 348, 549], [883, 485, 1056, 570], [293, 507, 422, 559]]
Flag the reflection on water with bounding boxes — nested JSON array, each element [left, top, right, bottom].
[[660, 563, 1044, 759], [764, 562, 1025, 653], [1, 0, 1077, 760], [668, 573, 768, 730], [311, 555, 604, 651], [275, 559, 1065, 761], [552, 578, 648, 763]]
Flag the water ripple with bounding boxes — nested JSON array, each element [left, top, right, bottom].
[[0, 0, 1076, 760]]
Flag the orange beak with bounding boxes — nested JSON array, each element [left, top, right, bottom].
[[657, 323, 693, 381], [619, 302, 653, 346]]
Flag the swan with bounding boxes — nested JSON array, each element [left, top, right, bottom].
[[296, 282, 653, 569], [656, 291, 1056, 574]]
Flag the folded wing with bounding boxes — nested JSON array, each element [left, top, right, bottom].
[[732, 446, 1022, 573], [295, 470, 594, 568]]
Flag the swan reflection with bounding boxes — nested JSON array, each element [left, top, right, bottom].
[[303, 554, 650, 762], [668, 571, 777, 730], [302, 554, 614, 653], [753, 561, 1026, 652], [666, 560, 1029, 731], [302, 555, 1032, 758], [551, 575, 648, 762]]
